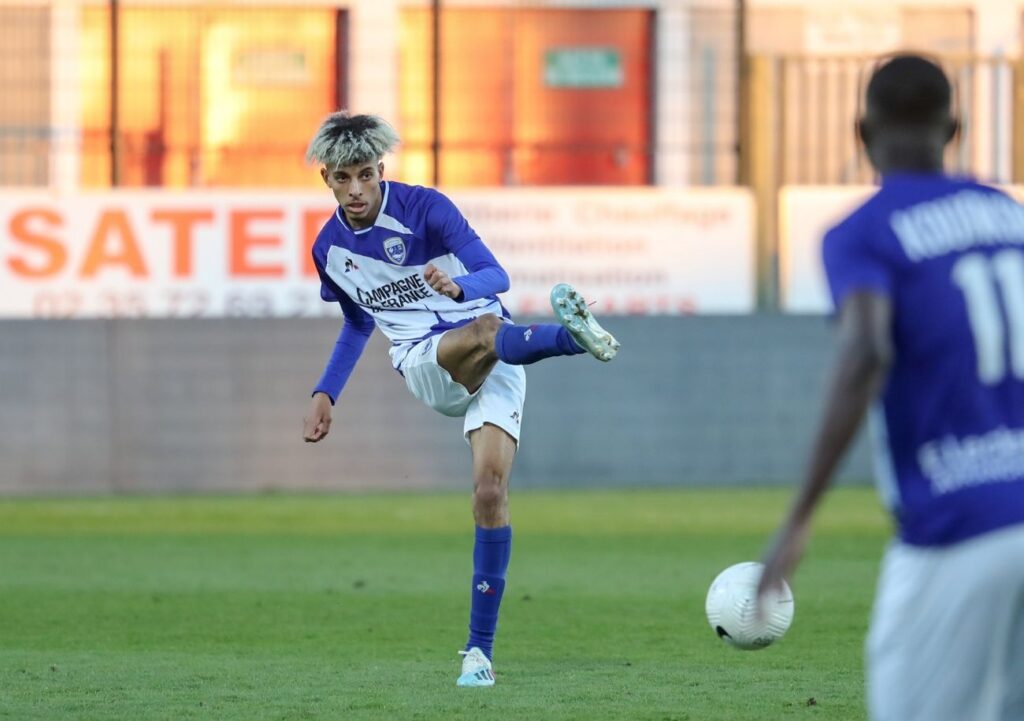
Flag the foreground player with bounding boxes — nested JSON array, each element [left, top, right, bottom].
[[757, 55, 1024, 721], [301, 112, 619, 688]]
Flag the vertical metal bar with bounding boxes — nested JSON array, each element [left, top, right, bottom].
[[645, 8, 657, 186], [190, 10, 203, 186], [335, 10, 348, 111], [109, 0, 120, 186], [992, 58, 1004, 183], [736, 0, 747, 185], [1015, 60, 1024, 183], [838, 58, 850, 183], [817, 59, 827, 183], [798, 59, 809, 184], [958, 63, 971, 174], [431, 0, 441, 186], [771, 55, 784, 310], [702, 46, 715, 185], [110, 0, 120, 186]]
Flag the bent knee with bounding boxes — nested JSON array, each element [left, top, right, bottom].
[[472, 314, 504, 340], [463, 314, 503, 361]]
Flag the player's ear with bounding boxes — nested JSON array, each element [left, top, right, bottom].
[[856, 118, 871, 147], [378, 161, 385, 179], [320, 166, 330, 186], [946, 117, 960, 144]]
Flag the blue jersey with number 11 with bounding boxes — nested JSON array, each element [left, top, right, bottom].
[[824, 174, 1024, 546]]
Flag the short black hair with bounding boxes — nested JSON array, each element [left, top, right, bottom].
[[865, 55, 952, 126]]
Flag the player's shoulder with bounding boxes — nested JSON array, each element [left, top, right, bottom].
[[823, 192, 884, 250], [824, 175, 1004, 248], [386, 181, 449, 207], [386, 181, 461, 224]]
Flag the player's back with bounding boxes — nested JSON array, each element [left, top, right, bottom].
[[825, 173, 1024, 546]]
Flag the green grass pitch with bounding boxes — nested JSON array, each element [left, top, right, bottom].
[[0, 488, 889, 721]]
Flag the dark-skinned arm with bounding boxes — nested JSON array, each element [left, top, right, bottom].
[[757, 291, 893, 600]]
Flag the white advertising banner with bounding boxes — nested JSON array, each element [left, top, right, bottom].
[[779, 185, 874, 313], [0, 188, 755, 318], [780, 184, 1024, 313]]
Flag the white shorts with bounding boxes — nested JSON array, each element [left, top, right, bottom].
[[867, 523, 1024, 721], [399, 332, 526, 444]]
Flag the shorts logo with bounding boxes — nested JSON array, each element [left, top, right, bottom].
[[420, 338, 434, 356], [383, 237, 407, 265], [511, 410, 521, 424]]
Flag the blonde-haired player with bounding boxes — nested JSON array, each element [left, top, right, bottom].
[[302, 112, 619, 687]]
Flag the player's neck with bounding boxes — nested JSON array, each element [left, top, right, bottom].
[[872, 145, 945, 176]]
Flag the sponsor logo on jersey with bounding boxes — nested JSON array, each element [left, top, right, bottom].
[[383, 236, 407, 265], [356, 272, 432, 311]]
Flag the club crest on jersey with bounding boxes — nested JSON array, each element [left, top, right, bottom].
[[383, 236, 407, 265]]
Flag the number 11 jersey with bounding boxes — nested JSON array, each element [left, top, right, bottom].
[[824, 174, 1024, 546]]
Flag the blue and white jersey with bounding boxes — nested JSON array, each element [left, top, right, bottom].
[[824, 174, 1024, 546], [312, 181, 509, 369]]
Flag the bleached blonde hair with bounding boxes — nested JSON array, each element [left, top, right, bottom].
[[305, 112, 400, 168]]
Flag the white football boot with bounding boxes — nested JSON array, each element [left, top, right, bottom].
[[456, 647, 495, 687], [550, 283, 620, 362]]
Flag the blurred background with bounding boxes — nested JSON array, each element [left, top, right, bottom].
[[1, 0, 1019, 494]]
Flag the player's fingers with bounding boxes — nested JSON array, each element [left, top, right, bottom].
[[303, 414, 329, 442], [424, 263, 438, 282]]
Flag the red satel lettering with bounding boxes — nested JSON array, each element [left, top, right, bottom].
[[80, 209, 148, 278], [230, 210, 284, 277], [302, 208, 334, 277], [8, 208, 67, 277], [151, 209, 214, 277]]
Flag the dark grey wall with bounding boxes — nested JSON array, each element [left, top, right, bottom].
[[0, 316, 871, 494]]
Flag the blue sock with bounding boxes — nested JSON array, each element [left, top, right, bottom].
[[495, 324, 584, 365], [466, 525, 512, 661]]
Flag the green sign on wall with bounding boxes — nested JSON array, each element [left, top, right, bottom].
[[544, 48, 623, 89]]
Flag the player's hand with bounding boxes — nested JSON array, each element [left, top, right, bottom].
[[424, 263, 463, 300], [755, 520, 809, 616], [303, 392, 334, 443]]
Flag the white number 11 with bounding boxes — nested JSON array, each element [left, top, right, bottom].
[[952, 249, 1024, 384]]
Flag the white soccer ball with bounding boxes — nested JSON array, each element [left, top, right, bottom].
[[705, 561, 794, 650]]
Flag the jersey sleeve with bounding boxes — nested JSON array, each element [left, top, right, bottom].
[[451, 237, 510, 301], [312, 304, 374, 404], [822, 216, 894, 311], [425, 189, 482, 254], [310, 238, 375, 404], [312, 244, 343, 303]]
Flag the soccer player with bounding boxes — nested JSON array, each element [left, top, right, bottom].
[[757, 54, 1024, 721], [301, 112, 619, 688]]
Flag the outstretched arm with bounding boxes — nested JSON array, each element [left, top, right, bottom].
[[303, 294, 375, 443], [757, 291, 893, 599]]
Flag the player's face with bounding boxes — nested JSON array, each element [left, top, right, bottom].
[[321, 161, 384, 229]]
